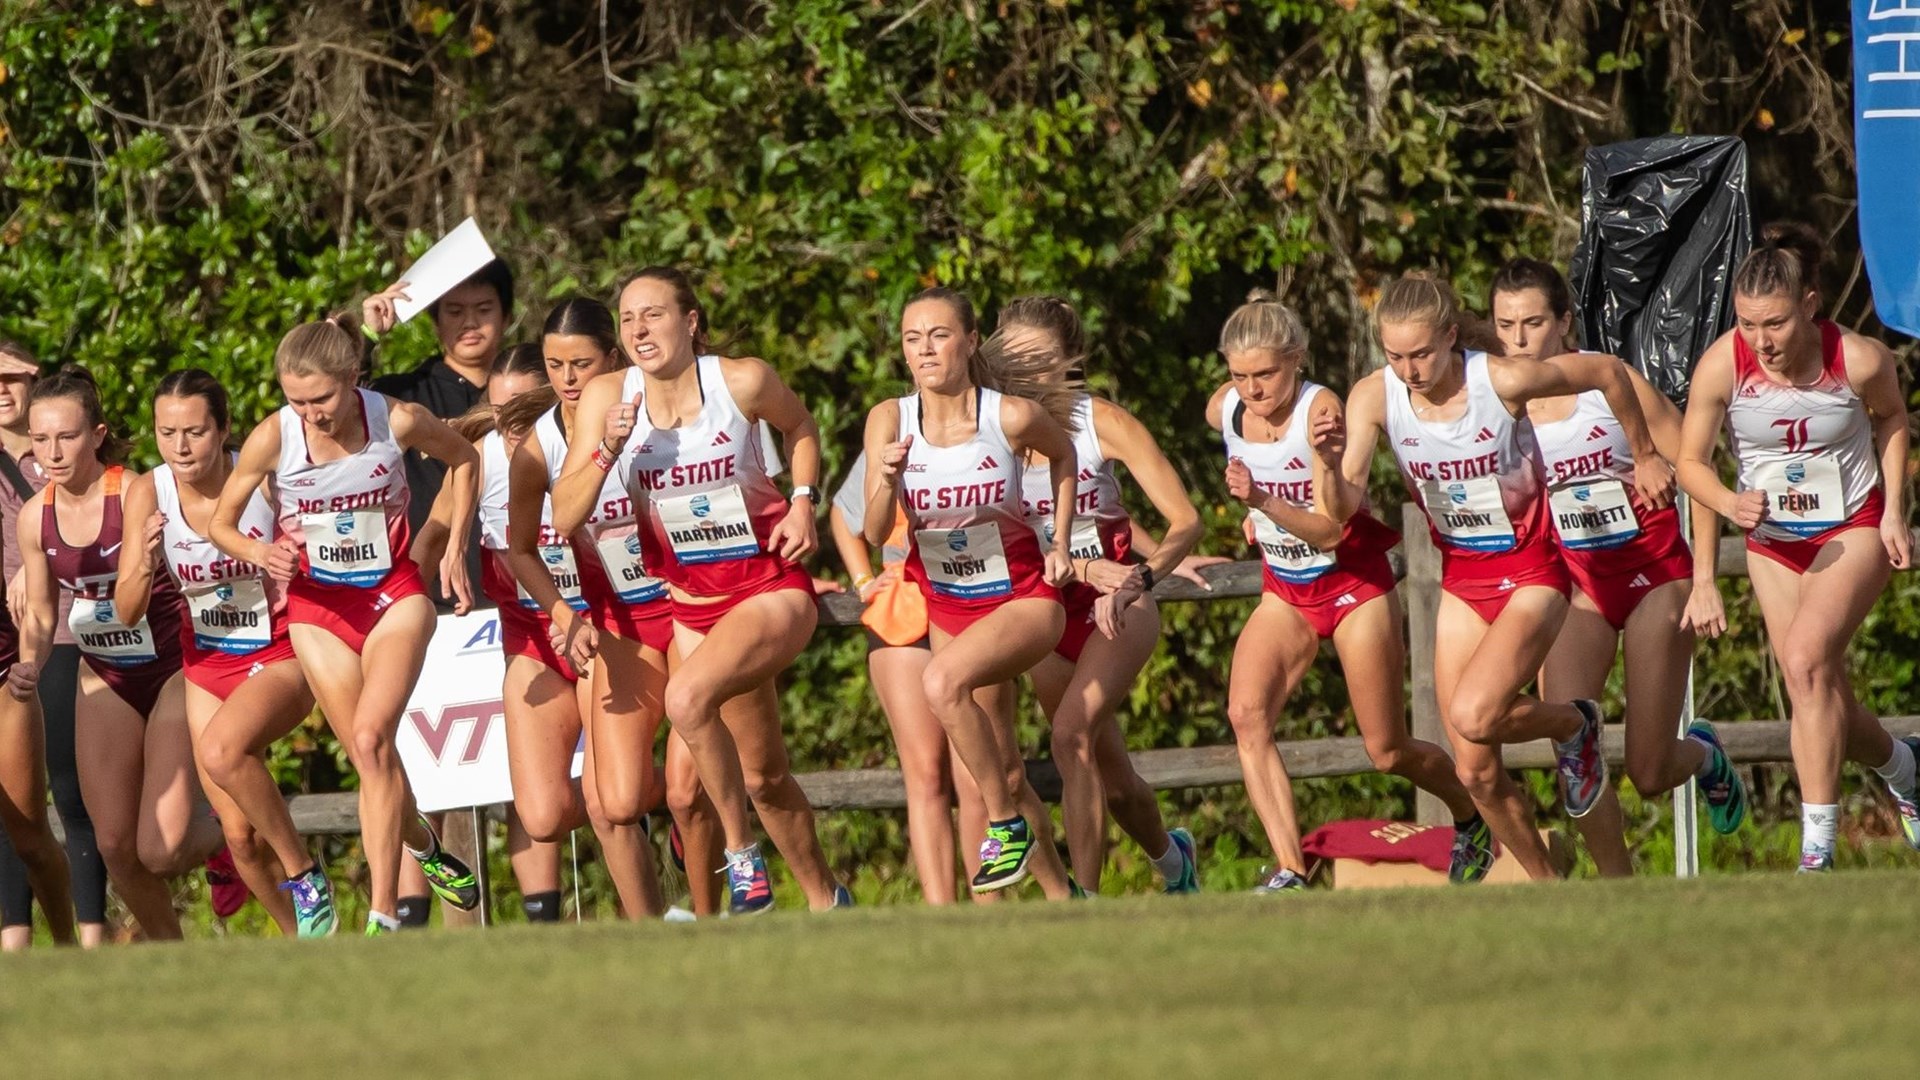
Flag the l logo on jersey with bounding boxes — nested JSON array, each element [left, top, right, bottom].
[[1773, 417, 1812, 454]]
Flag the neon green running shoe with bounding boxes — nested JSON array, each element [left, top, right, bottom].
[[365, 916, 395, 937], [1448, 816, 1495, 884], [1688, 721, 1747, 835], [408, 816, 480, 911], [969, 817, 1033, 893], [279, 867, 337, 939], [1891, 736, 1920, 851]]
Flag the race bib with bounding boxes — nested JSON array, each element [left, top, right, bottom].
[[1547, 480, 1641, 550], [593, 532, 668, 605], [1038, 516, 1107, 562], [916, 525, 1012, 600], [183, 578, 272, 655], [1420, 476, 1517, 552], [1751, 456, 1847, 536], [300, 509, 393, 587], [1252, 511, 1335, 584], [520, 543, 587, 611], [67, 590, 157, 667], [656, 485, 761, 565]]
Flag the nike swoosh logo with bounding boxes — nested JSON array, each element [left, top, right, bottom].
[[100, 543, 122, 557]]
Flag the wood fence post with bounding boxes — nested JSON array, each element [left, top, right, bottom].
[[1401, 502, 1449, 826]]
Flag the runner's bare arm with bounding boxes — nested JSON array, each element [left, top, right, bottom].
[[112, 471, 161, 628], [549, 370, 628, 536]]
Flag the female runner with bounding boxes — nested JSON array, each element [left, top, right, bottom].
[[1206, 292, 1486, 891], [113, 370, 316, 935], [1489, 259, 1747, 875], [212, 311, 481, 934], [12, 367, 216, 940], [1341, 275, 1673, 880], [0, 342, 77, 947], [1676, 223, 1917, 872], [552, 268, 845, 914], [504, 299, 694, 918], [860, 286, 1077, 896], [998, 295, 1204, 894]]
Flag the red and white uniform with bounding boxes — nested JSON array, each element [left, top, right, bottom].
[[1223, 383, 1400, 639], [154, 461, 298, 698], [901, 388, 1060, 637], [1728, 320, 1883, 571], [479, 431, 590, 679], [46, 467, 184, 716], [535, 405, 674, 652], [272, 388, 426, 650], [1531, 389, 1691, 629], [617, 358, 811, 633], [1020, 395, 1130, 661], [1385, 351, 1567, 622]]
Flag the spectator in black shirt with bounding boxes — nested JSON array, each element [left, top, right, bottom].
[[361, 258, 514, 608]]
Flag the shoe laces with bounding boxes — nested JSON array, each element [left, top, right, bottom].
[[278, 875, 320, 908], [722, 847, 761, 886], [978, 837, 1004, 863]]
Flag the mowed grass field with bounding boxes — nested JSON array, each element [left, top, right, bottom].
[[2, 872, 1912, 1078]]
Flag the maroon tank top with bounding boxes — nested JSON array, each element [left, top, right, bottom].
[[44, 467, 183, 670]]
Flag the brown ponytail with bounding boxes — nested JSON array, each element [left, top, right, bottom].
[[28, 364, 129, 464], [1373, 274, 1504, 356], [1733, 221, 1825, 304]]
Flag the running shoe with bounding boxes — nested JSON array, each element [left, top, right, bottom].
[[365, 915, 396, 937], [204, 844, 248, 919], [1253, 867, 1307, 894], [830, 883, 854, 909], [969, 817, 1034, 893], [669, 820, 687, 874], [725, 844, 775, 915], [1892, 736, 1920, 851], [1687, 720, 1747, 835], [1557, 699, 1609, 819], [408, 816, 480, 911], [1067, 877, 1090, 900], [1448, 817, 1496, 885], [1162, 827, 1200, 895], [279, 867, 337, 939], [1796, 848, 1834, 874]]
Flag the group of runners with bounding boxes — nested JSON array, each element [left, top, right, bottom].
[[0, 218, 1912, 943]]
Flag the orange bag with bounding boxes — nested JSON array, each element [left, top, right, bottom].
[[859, 509, 930, 646]]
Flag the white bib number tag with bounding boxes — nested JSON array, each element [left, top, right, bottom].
[[593, 532, 667, 605], [916, 525, 1013, 600], [1252, 511, 1335, 584], [1038, 516, 1107, 562], [656, 485, 760, 565], [520, 543, 587, 611], [67, 583, 158, 667], [183, 578, 272, 655], [300, 509, 393, 587], [1752, 457, 1847, 536], [1547, 481, 1641, 550], [1420, 476, 1517, 552]]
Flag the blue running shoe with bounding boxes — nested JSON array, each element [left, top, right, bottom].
[[725, 844, 775, 915], [830, 884, 854, 909], [1163, 827, 1200, 895], [1687, 721, 1747, 835], [279, 867, 337, 939], [1557, 699, 1609, 818]]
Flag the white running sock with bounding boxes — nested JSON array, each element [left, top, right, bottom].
[[1800, 803, 1839, 855], [1148, 837, 1185, 881], [1871, 737, 1917, 799]]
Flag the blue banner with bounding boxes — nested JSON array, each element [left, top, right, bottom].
[[1855, 1, 1920, 337]]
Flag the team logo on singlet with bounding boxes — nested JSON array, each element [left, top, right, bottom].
[[1786, 463, 1806, 484], [691, 494, 712, 518], [333, 512, 356, 536], [948, 528, 970, 551], [216, 583, 234, 602]]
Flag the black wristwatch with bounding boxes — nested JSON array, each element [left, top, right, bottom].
[[1140, 566, 1156, 590]]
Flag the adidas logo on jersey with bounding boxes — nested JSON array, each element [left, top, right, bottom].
[[1586, 425, 1608, 441], [1284, 457, 1307, 470], [1473, 427, 1496, 443], [1497, 577, 1516, 591], [1399, 437, 1421, 447], [1737, 383, 1761, 398], [1334, 593, 1358, 607], [369, 463, 391, 479], [1628, 573, 1651, 588], [373, 591, 394, 613], [711, 431, 733, 447], [978, 455, 1000, 471]]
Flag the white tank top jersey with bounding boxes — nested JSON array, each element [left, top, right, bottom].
[[479, 431, 583, 610], [1529, 389, 1645, 551], [534, 404, 665, 605], [1383, 351, 1546, 554], [619, 357, 790, 582], [899, 388, 1032, 600], [1727, 323, 1879, 540], [273, 388, 410, 588], [1221, 382, 1337, 584], [155, 459, 278, 655], [1019, 395, 1128, 560]]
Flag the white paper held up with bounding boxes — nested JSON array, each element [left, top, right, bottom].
[[392, 217, 497, 323]]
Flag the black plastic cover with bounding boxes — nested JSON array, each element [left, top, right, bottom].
[[1568, 135, 1753, 407]]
